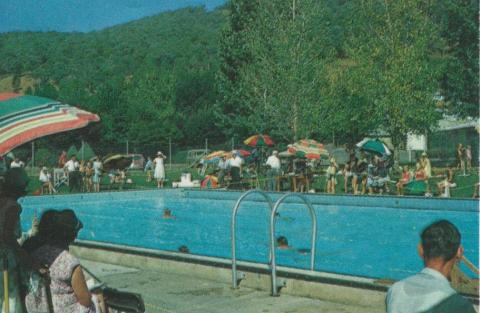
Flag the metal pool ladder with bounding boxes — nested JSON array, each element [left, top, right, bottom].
[[231, 189, 274, 289], [270, 193, 317, 296]]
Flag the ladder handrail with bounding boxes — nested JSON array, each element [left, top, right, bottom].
[[231, 189, 273, 289], [270, 193, 317, 296]]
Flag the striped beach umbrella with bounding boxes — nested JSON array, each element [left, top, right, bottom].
[[288, 139, 329, 159], [0, 93, 100, 156], [243, 134, 274, 147], [224, 149, 252, 159], [201, 175, 218, 188]]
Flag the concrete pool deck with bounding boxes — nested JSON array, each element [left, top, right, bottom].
[[80, 259, 384, 313]]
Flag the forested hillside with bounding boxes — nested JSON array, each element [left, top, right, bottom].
[[0, 1, 477, 157], [0, 6, 227, 153]]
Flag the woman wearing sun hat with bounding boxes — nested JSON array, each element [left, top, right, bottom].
[[154, 151, 166, 188]]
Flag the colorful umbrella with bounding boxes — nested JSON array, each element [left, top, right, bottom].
[[356, 138, 391, 156], [404, 180, 427, 195], [0, 93, 100, 156], [224, 149, 252, 159], [244, 134, 274, 147], [288, 139, 329, 159], [201, 175, 218, 188], [102, 154, 133, 170], [203, 150, 228, 161]]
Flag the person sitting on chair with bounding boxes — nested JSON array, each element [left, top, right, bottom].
[[25, 210, 104, 313], [386, 220, 475, 313], [39, 166, 54, 195]]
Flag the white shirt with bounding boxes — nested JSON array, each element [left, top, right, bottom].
[[229, 156, 243, 168], [266, 155, 280, 169], [39, 171, 51, 183], [93, 161, 102, 174], [386, 268, 457, 313], [10, 161, 22, 168], [64, 159, 79, 172]]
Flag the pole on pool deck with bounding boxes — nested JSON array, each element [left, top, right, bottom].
[[205, 138, 208, 154], [126, 140, 129, 155], [169, 137, 172, 169], [81, 140, 85, 161], [2, 254, 9, 313], [31, 141, 35, 175]]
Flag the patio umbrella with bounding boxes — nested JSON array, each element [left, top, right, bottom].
[[244, 134, 274, 147], [288, 139, 329, 159], [102, 154, 133, 170], [0, 93, 100, 156], [356, 138, 391, 156], [201, 175, 218, 188], [224, 149, 252, 159]]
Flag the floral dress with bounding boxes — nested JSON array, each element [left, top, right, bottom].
[[25, 245, 95, 313]]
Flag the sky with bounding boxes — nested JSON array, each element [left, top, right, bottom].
[[0, 0, 227, 33]]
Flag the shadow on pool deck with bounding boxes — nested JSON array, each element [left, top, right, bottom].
[[80, 259, 384, 313]]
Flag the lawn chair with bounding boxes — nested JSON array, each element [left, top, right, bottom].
[[53, 168, 68, 190]]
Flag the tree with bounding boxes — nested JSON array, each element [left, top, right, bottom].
[[217, 0, 337, 142], [430, 0, 478, 117], [215, 0, 260, 139], [344, 0, 442, 150]]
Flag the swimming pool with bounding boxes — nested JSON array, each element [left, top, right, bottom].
[[19, 189, 479, 281]]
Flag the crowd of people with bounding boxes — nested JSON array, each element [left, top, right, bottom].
[[1, 141, 477, 198], [196, 144, 479, 198]]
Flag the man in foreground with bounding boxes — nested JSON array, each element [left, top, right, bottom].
[[386, 220, 475, 313]]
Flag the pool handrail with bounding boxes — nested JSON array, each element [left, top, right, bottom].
[[270, 193, 317, 296], [231, 189, 274, 289]]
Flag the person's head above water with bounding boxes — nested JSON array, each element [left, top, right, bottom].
[[178, 245, 189, 253], [418, 219, 463, 278], [276, 236, 289, 248], [163, 208, 172, 218]]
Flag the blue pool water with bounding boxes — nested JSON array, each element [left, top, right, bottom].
[[19, 190, 479, 280]]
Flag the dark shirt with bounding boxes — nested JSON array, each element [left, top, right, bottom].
[[419, 293, 475, 313]]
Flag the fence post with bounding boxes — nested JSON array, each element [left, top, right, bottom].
[[81, 140, 85, 161], [31, 141, 35, 175], [126, 140, 129, 155], [169, 137, 172, 169], [205, 138, 208, 154]]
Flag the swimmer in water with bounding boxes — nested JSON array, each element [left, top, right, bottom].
[[163, 208, 173, 219], [178, 245, 189, 253], [277, 236, 310, 254], [276, 236, 291, 249]]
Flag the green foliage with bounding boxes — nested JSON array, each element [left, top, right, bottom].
[[0, 7, 227, 153], [66, 145, 78, 158], [78, 142, 96, 161], [35, 148, 57, 167], [343, 0, 442, 148], [0, 2, 476, 154]]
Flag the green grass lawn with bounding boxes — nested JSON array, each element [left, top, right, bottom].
[[26, 166, 479, 199]]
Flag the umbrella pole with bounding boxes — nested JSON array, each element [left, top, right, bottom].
[[2, 254, 9, 313]]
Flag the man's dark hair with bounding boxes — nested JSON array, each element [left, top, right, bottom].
[[421, 220, 461, 261], [1, 168, 29, 199]]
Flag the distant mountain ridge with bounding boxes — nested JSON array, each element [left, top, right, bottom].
[[0, 0, 227, 33], [0, 6, 228, 149]]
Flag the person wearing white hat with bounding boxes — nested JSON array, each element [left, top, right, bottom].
[[154, 151, 167, 188], [39, 166, 54, 194]]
